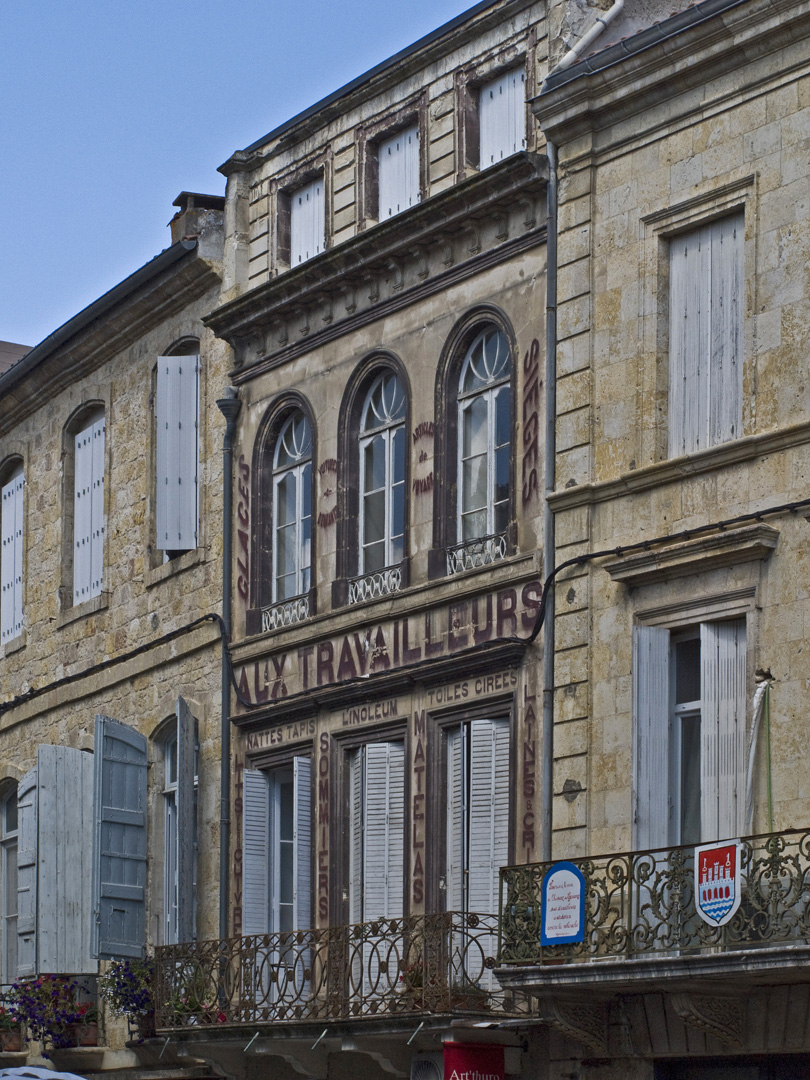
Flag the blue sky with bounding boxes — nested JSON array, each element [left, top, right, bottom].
[[1, 0, 478, 349]]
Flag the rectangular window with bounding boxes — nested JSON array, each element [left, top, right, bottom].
[[242, 757, 311, 935], [155, 355, 200, 555], [479, 67, 526, 169], [1, 787, 18, 983], [668, 213, 744, 456], [73, 410, 105, 604], [290, 177, 324, 266], [161, 698, 197, 946], [1, 466, 24, 644], [377, 124, 420, 220], [634, 619, 747, 849]]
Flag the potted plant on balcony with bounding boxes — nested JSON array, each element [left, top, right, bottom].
[[7, 975, 98, 1053], [99, 957, 155, 1042], [0, 1001, 23, 1052]]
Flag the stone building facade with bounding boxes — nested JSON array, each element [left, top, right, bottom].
[[0, 194, 229, 1068]]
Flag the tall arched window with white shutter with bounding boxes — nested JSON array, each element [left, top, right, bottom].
[[1, 460, 24, 645]]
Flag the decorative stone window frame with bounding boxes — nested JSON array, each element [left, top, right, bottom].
[[454, 35, 537, 182], [332, 352, 412, 610], [355, 92, 428, 232], [428, 305, 518, 581], [639, 174, 756, 467], [246, 390, 318, 637], [270, 150, 333, 274]]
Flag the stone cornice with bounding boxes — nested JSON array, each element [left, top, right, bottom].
[[533, 0, 810, 144], [205, 153, 548, 375], [548, 421, 810, 512], [0, 252, 222, 438]]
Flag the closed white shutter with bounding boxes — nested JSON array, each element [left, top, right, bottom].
[[348, 748, 363, 923], [243, 770, 270, 936], [16, 768, 37, 977], [92, 716, 148, 959], [293, 757, 312, 930], [467, 718, 509, 916], [73, 420, 94, 603], [633, 624, 671, 850], [156, 357, 200, 552], [38, 745, 96, 973], [1, 467, 23, 644], [176, 697, 196, 943], [378, 124, 419, 220], [669, 214, 743, 457], [701, 620, 746, 840], [479, 67, 525, 168], [446, 727, 465, 911], [90, 413, 105, 596], [290, 177, 324, 266]]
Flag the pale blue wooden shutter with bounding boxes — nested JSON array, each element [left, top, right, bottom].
[[242, 769, 270, 935], [379, 125, 419, 219], [467, 718, 509, 916], [701, 619, 746, 841], [293, 757, 312, 929], [73, 420, 94, 603], [176, 697, 196, 943], [90, 413, 105, 597], [39, 745, 95, 972], [16, 768, 37, 977], [1, 467, 23, 644], [669, 214, 743, 456], [92, 716, 148, 959], [362, 742, 404, 921], [633, 624, 671, 849], [479, 68, 525, 168], [156, 358, 200, 551], [290, 178, 323, 265], [446, 727, 465, 911]]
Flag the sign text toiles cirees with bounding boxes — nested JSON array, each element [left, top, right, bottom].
[[694, 839, 742, 927], [541, 861, 586, 946]]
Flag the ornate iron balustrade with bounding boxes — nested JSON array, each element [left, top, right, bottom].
[[155, 913, 529, 1030], [261, 594, 310, 632], [447, 533, 507, 576], [500, 828, 810, 966], [349, 564, 403, 604]]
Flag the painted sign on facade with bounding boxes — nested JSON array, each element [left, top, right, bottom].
[[444, 1043, 505, 1080], [695, 839, 742, 927], [541, 861, 585, 945]]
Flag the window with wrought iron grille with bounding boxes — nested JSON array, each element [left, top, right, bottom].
[[272, 411, 312, 619], [356, 372, 406, 594]]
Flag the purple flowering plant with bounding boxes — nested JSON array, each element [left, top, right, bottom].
[[98, 957, 154, 1018], [7, 974, 98, 1050]]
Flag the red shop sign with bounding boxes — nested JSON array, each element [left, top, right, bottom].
[[444, 1043, 505, 1080]]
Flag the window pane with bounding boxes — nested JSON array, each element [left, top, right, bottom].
[[4, 796, 16, 835], [276, 473, 296, 526], [495, 385, 510, 447], [277, 521, 296, 576], [364, 436, 385, 493], [392, 427, 405, 484], [277, 572, 296, 601], [364, 539, 386, 572], [680, 713, 701, 846], [364, 490, 385, 547], [462, 508, 487, 542], [675, 638, 701, 703], [463, 397, 488, 458], [301, 463, 312, 518], [494, 443, 509, 508], [391, 481, 404, 546], [462, 454, 487, 516]]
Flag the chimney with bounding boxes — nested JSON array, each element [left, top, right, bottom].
[[170, 191, 226, 246]]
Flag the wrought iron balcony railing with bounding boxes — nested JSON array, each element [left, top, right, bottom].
[[447, 533, 507, 576], [261, 593, 310, 632], [155, 912, 528, 1030], [349, 564, 403, 604], [500, 828, 810, 967]]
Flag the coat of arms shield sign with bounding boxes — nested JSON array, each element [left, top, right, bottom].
[[694, 839, 742, 927]]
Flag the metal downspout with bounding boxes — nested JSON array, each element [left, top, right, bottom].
[[542, 140, 558, 863], [216, 387, 242, 942]]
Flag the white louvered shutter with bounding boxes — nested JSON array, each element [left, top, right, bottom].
[[243, 770, 270, 936], [349, 748, 363, 923], [467, 719, 509, 916], [73, 420, 94, 603], [669, 214, 743, 457], [156, 357, 200, 552], [633, 625, 671, 850], [16, 768, 37, 977], [1, 467, 23, 644], [92, 716, 148, 959], [378, 125, 419, 220], [362, 742, 404, 921], [290, 178, 324, 266], [39, 745, 95, 972], [176, 698, 196, 943], [90, 413, 105, 595], [701, 620, 746, 841], [293, 757, 312, 929], [479, 67, 526, 168], [446, 727, 465, 911]]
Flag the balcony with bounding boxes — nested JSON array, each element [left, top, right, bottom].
[[496, 829, 810, 1057], [155, 913, 528, 1032]]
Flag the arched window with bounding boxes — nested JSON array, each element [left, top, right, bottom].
[[272, 412, 312, 604], [1, 461, 24, 645], [359, 372, 406, 579], [63, 404, 106, 606], [457, 326, 511, 543]]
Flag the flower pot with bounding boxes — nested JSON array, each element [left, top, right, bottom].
[[0, 1030, 22, 1052], [65, 1020, 98, 1047]]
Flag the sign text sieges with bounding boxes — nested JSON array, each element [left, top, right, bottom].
[[235, 581, 541, 706]]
